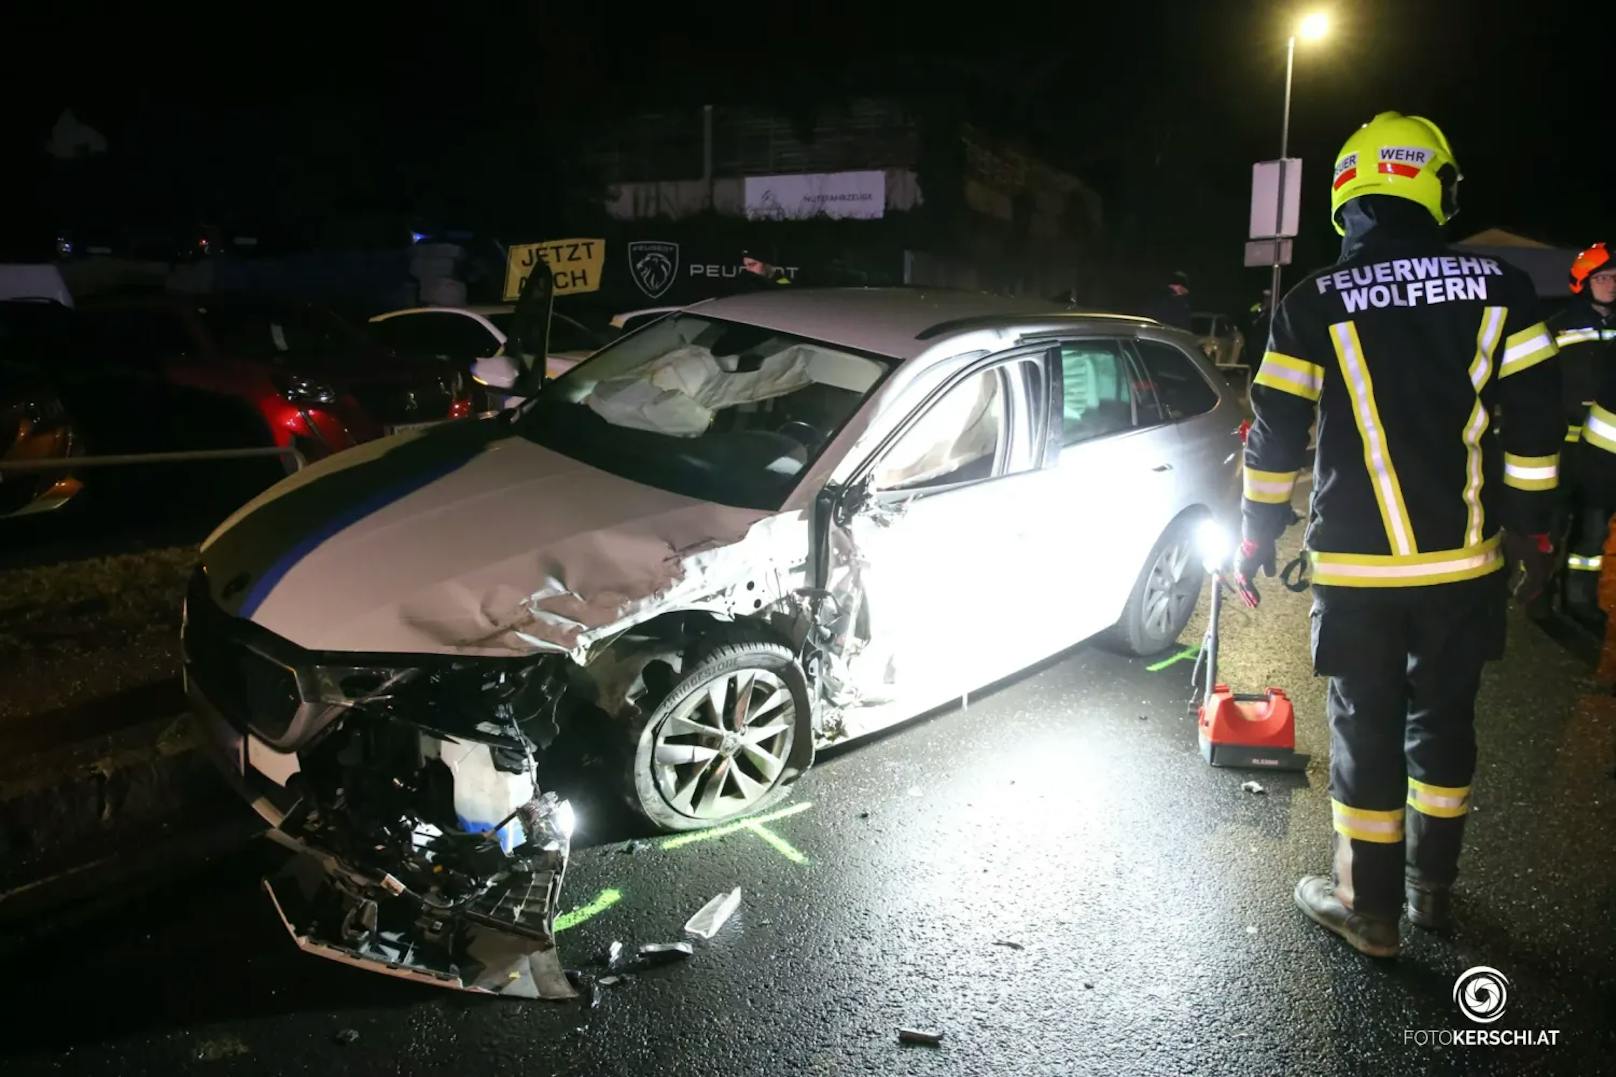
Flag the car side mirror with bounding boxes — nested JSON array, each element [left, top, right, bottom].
[[472, 354, 520, 391]]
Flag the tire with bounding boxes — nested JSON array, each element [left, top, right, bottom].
[[623, 641, 815, 832], [1112, 517, 1205, 657]]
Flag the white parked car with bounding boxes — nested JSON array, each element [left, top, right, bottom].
[[368, 304, 605, 406], [184, 288, 1240, 989]]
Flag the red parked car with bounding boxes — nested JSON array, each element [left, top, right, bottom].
[[76, 295, 477, 466]]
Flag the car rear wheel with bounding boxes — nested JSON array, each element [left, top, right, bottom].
[[1113, 518, 1205, 656], [624, 641, 814, 832]]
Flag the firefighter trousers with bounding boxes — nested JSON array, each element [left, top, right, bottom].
[[1310, 573, 1506, 919]]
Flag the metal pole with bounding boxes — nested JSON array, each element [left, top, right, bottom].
[[0, 446, 305, 473], [1269, 34, 1296, 309]]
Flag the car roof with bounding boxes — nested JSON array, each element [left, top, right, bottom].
[[684, 287, 1154, 360]]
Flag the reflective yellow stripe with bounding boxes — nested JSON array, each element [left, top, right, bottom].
[[1566, 425, 1583, 443], [1502, 451, 1559, 492], [1585, 404, 1616, 455], [1556, 327, 1601, 347], [1499, 321, 1557, 378], [1253, 350, 1325, 402], [1243, 466, 1298, 505], [1407, 778, 1471, 819], [1462, 307, 1504, 547], [1331, 320, 1417, 556], [1468, 306, 1503, 392], [1567, 554, 1603, 571], [1461, 400, 1490, 545], [1332, 799, 1404, 843], [1310, 535, 1503, 588]]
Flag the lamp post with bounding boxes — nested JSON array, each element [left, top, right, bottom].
[[1270, 12, 1330, 308]]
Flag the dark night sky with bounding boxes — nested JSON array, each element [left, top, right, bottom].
[[4, 1, 1609, 310]]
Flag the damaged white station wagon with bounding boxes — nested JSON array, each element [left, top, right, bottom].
[[185, 288, 1240, 995]]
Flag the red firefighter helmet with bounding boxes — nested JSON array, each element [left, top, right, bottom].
[[1569, 242, 1613, 294]]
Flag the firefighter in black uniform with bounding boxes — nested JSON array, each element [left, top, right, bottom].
[[1236, 113, 1562, 957], [1548, 242, 1616, 623]]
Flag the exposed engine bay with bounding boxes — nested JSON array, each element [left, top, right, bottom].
[[186, 579, 588, 997]]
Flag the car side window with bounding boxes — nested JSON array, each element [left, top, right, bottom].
[[1059, 340, 1146, 445], [375, 313, 498, 361], [872, 361, 1038, 493], [1135, 339, 1220, 420], [80, 310, 193, 368]]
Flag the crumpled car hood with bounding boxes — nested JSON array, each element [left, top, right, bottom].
[[201, 418, 780, 657]]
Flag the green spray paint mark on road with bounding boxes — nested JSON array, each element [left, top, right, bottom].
[[554, 887, 623, 933], [659, 800, 814, 863], [1147, 645, 1200, 673], [745, 822, 807, 864]]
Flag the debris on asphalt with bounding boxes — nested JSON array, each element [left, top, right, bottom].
[[684, 887, 742, 940], [991, 940, 1025, 951], [636, 941, 694, 966], [1240, 781, 1268, 795], [898, 1028, 944, 1047], [620, 840, 645, 855], [857, 810, 871, 819], [1083, 982, 1094, 989], [194, 1036, 251, 1062], [333, 1029, 360, 1046], [598, 975, 624, 987], [599, 940, 624, 969], [1137, 714, 1149, 721]]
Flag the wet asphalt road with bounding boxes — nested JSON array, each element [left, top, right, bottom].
[[5, 574, 1615, 1075]]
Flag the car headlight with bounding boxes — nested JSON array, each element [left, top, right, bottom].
[[280, 374, 339, 406], [554, 799, 576, 840], [1196, 519, 1233, 572], [308, 665, 418, 704]]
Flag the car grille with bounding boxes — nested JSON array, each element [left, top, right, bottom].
[[184, 570, 303, 741], [350, 380, 454, 425]]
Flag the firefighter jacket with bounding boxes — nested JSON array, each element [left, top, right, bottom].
[[1243, 217, 1562, 588], [1549, 297, 1616, 445], [1575, 329, 1616, 507]]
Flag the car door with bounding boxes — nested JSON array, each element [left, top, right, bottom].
[[1133, 334, 1242, 524], [1017, 335, 1192, 651], [833, 348, 1052, 716]]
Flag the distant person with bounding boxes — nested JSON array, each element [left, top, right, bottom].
[[1247, 287, 1274, 365], [1144, 270, 1193, 330], [1547, 241, 1616, 624], [741, 250, 792, 286]]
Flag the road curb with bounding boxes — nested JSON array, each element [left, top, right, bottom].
[[0, 709, 235, 895]]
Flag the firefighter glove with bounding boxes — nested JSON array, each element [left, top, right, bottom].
[[1502, 530, 1553, 605], [1235, 537, 1277, 609]]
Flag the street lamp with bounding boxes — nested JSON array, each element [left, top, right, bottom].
[[1270, 12, 1330, 310]]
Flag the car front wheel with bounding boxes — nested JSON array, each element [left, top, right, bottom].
[[1114, 518, 1205, 656], [624, 641, 814, 832]]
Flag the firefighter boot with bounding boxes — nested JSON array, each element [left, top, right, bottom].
[[1565, 567, 1603, 628], [1294, 876, 1401, 957], [1405, 881, 1454, 932]]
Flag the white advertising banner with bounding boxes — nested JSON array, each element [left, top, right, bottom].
[[744, 170, 886, 221]]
